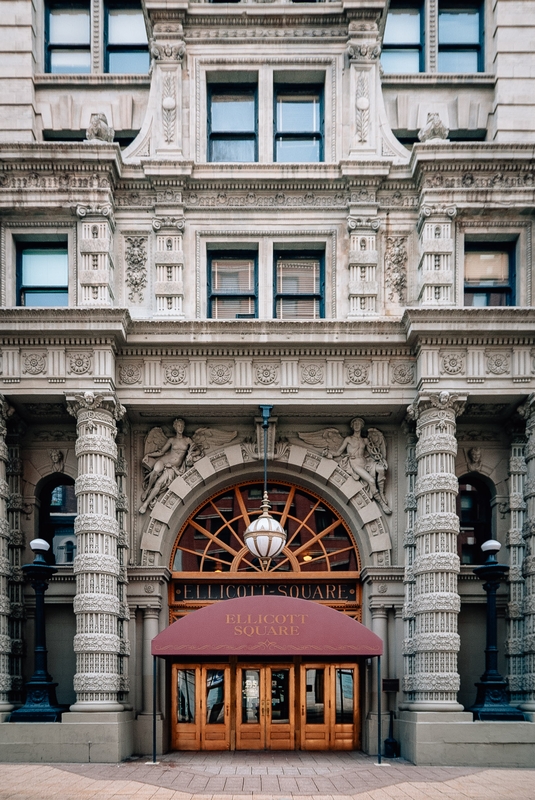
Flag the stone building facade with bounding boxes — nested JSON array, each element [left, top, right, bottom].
[[0, 0, 535, 765]]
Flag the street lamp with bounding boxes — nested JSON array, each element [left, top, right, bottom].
[[468, 539, 525, 721], [10, 538, 65, 722], [243, 405, 287, 570]]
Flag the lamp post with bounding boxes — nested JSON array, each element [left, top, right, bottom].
[[468, 539, 525, 721], [10, 538, 65, 722], [243, 405, 287, 570]]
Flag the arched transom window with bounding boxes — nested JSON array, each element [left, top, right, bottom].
[[171, 482, 360, 575]]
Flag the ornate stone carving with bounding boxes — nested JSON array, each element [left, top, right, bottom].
[[119, 363, 143, 385], [255, 364, 278, 386], [49, 449, 64, 473], [152, 216, 185, 232], [467, 447, 483, 472], [347, 43, 381, 61], [86, 113, 114, 143], [418, 112, 449, 143], [209, 363, 232, 385], [301, 364, 324, 385], [68, 352, 92, 375], [162, 74, 177, 144], [149, 39, 186, 61], [384, 236, 407, 303], [22, 353, 46, 375], [139, 419, 238, 514], [346, 362, 370, 385], [124, 236, 147, 303], [487, 351, 510, 375], [355, 72, 370, 143], [296, 418, 391, 514], [392, 362, 415, 385], [163, 364, 187, 385], [441, 352, 465, 375]]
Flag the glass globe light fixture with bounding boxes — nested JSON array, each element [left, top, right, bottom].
[[243, 406, 287, 570]]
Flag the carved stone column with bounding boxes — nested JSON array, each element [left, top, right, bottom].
[[519, 394, 535, 711], [401, 420, 417, 707], [505, 428, 527, 705], [406, 391, 466, 711], [115, 421, 130, 709], [7, 421, 25, 707], [0, 396, 13, 715], [66, 391, 126, 712]]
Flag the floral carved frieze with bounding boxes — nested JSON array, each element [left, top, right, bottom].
[[384, 236, 407, 303], [255, 364, 278, 386], [486, 351, 510, 375], [118, 363, 143, 385], [163, 363, 187, 385], [346, 362, 370, 385], [68, 352, 92, 375], [209, 363, 233, 385], [124, 236, 147, 303], [22, 353, 46, 375], [440, 352, 465, 376], [391, 362, 415, 385], [301, 364, 324, 385]]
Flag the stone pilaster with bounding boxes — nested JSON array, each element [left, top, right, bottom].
[[115, 421, 130, 708], [519, 394, 535, 710], [401, 420, 417, 707], [0, 396, 13, 714], [66, 391, 126, 712], [505, 428, 527, 705], [406, 391, 466, 711]]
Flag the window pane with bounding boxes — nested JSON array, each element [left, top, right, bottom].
[[276, 298, 320, 320], [465, 252, 509, 284], [277, 95, 320, 133], [50, 50, 91, 74], [276, 138, 320, 163], [277, 259, 320, 294], [212, 259, 254, 293], [381, 49, 421, 74], [211, 95, 255, 133], [438, 50, 479, 73], [384, 9, 421, 45], [108, 50, 150, 74], [305, 668, 324, 724], [177, 669, 196, 723], [271, 670, 290, 724], [206, 669, 225, 724], [22, 249, 68, 286], [335, 669, 354, 725], [212, 297, 256, 319], [211, 138, 255, 162], [108, 9, 148, 44], [439, 10, 479, 44], [23, 291, 69, 307], [241, 669, 260, 724], [49, 7, 90, 45]]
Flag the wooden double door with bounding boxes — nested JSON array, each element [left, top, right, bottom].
[[172, 661, 360, 751]]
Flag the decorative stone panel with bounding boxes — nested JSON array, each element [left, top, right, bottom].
[[77, 206, 115, 306], [417, 207, 456, 307]]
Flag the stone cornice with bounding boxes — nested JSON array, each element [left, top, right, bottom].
[[0, 309, 130, 343], [403, 308, 535, 347]]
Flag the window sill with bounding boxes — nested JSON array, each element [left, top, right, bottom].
[[381, 73, 495, 87], [34, 73, 150, 87]]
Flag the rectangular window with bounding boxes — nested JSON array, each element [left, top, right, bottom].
[[381, 2, 423, 74], [105, 1, 149, 74], [274, 86, 323, 163], [208, 86, 257, 163], [208, 252, 257, 319], [274, 252, 324, 319], [17, 244, 69, 307], [45, 1, 91, 74], [438, 2, 483, 73], [464, 243, 515, 307]]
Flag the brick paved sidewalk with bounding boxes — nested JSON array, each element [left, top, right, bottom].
[[0, 753, 534, 800]]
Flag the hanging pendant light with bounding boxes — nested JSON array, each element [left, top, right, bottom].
[[243, 405, 287, 570]]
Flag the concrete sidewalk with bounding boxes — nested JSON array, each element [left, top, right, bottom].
[[0, 752, 534, 800]]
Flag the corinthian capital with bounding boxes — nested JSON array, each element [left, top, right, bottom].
[[0, 396, 14, 424], [407, 391, 467, 422], [518, 393, 535, 421], [65, 391, 126, 421]]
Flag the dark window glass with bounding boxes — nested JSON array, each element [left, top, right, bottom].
[[305, 668, 324, 724], [17, 245, 68, 307], [208, 252, 257, 319], [206, 670, 225, 724], [105, 2, 149, 74], [456, 476, 493, 565], [45, 1, 91, 74], [438, 3, 483, 73], [274, 86, 323, 163], [177, 669, 196, 723], [274, 253, 324, 319], [381, 3, 423, 74], [208, 88, 257, 163], [464, 243, 515, 307], [335, 669, 354, 724]]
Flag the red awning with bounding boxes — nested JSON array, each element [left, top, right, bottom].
[[152, 596, 383, 657]]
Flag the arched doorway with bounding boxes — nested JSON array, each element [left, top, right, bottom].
[[167, 480, 365, 751]]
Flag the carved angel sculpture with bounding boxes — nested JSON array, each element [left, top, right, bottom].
[[297, 417, 391, 514], [139, 419, 238, 514]]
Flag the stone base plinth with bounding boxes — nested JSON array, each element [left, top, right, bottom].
[[135, 713, 165, 758], [397, 711, 535, 766], [0, 711, 134, 763]]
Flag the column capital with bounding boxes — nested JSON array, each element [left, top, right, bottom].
[[65, 391, 126, 422], [407, 391, 467, 422], [518, 393, 535, 422]]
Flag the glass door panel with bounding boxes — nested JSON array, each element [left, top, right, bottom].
[[266, 666, 294, 749], [332, 666, 358, 751], [300, 664, 360, 751], [172, 665, 201, 750], [201, 665, 231, 750], [301, 666, 328, 749], [236, 667, 265, 749]]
